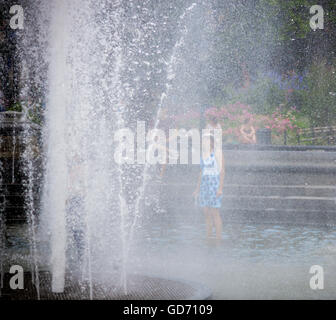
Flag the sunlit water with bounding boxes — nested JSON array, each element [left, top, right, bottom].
[[12, 0, 336, 299], [18, 0, 209, 295], [5, 217, 336, 299]]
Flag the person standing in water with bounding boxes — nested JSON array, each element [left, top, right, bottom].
[[240, 118, 256, 144], [193, 135, 225, 240]]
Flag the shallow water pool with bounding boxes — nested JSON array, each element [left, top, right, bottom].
[[4, 217, 336, 299]]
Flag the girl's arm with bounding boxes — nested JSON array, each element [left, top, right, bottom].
[[193, 170, 202, 196]]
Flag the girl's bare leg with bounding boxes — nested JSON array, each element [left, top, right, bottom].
[[204, 208, 213, 238], [160, 164, 167, 177], [212, 208, 223, 240]]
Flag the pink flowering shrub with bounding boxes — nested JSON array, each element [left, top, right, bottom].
[[205, 103, 299, 143], [255, 107, 299, 132], [266, 107, 300, 144], [169, 102, 299, 144]]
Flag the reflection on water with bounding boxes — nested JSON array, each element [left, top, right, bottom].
[[137, 217, 336, 264], [4, 218, 336, 299], [5, 219, 336, 265], [132, 217, 336, 299]]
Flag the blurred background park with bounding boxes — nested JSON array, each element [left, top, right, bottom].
[[0, 0, 335, 144]]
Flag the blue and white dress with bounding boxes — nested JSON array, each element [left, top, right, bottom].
[[199, 153, 222, 208]]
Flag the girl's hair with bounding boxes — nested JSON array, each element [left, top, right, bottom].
[[207, 115, 218, 124], [203, 134, 215, 152]]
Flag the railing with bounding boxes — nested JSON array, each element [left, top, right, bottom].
[[283, 126, 336, 146]]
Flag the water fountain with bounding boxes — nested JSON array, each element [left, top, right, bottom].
[[2, 0, 336, 301], [0, 0, 213, 300], [0, 110, 41, 298]]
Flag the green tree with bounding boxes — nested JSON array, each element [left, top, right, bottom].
[[298, 60, 336, 127]]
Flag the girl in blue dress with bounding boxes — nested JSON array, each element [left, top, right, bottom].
[[193, 135, 225, 240]]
